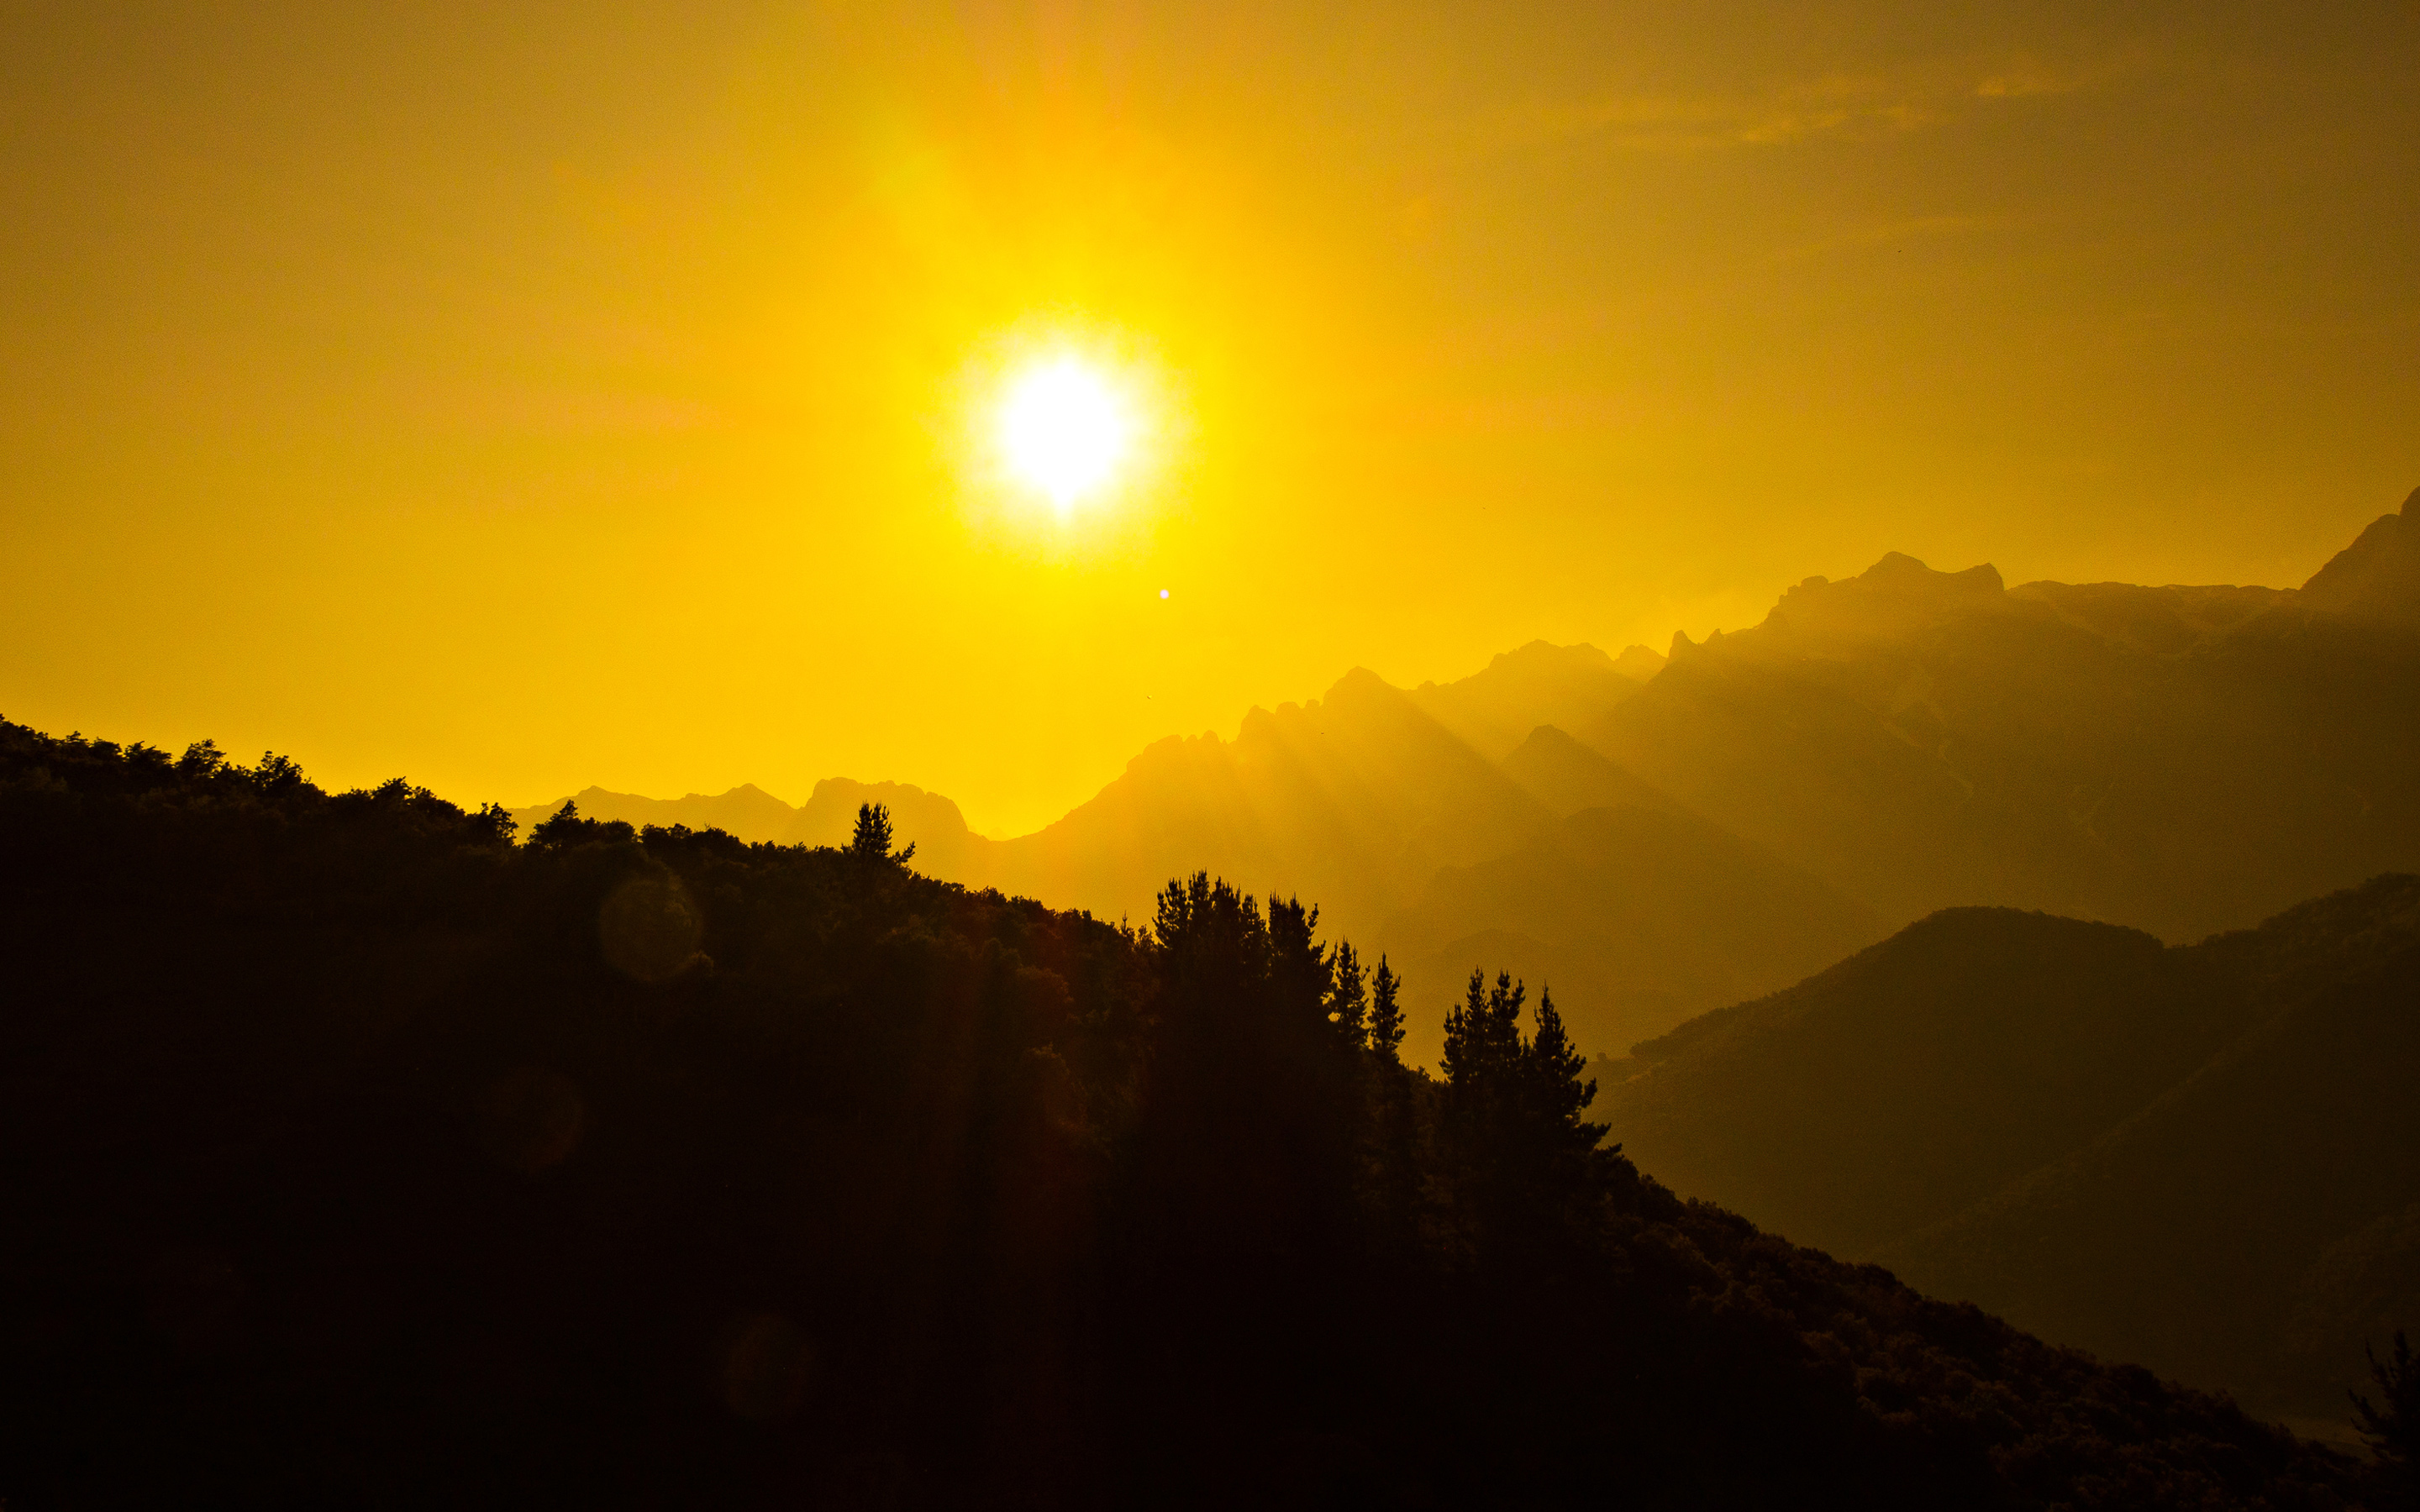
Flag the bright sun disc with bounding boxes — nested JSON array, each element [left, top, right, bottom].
[[996, 357, 1133, 512]]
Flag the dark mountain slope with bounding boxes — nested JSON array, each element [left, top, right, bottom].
[[1605, 907, 2259, 1259], [1879, 876, 2420, 1418], [1604, 875, 2420, 1421], [0, 718, 2368, 1507]]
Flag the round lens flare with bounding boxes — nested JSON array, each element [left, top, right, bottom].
[[995, 357, 1134, 515]]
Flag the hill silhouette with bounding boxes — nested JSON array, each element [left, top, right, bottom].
[[1603, 874, 2420, 1424], [1881, 877, 2420, 1423], [0, 717, 2372, 1507]]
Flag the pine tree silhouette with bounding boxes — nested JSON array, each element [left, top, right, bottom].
[[1523, 984, 1612, 1182], [1367, 955, 1404, 1065], [848, 801, 915, 864], [1328, 941, 1367, 1049]]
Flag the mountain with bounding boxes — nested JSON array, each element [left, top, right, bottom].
[[1402, 639, 1653, 761], [1880, 876, 2420, 1420], [955, 672, 1880, 1064], [776, 778, 986, 874], [507, 778, 986, 866], [0, 718, 2368, 1507], [508, 782, 799, 843], [1603, 909, 2260, 1257], [970, 664, 1549, 929], [1576, 491, 2420, 939], [1496, 721, 1674, 818], [1602, 874, 2420, 1420], [2302, 485, 2420, 629], [504, 665, 1877, 1064], [1385, 774, 1883, 1053], [498, 491, 2420, 1064]]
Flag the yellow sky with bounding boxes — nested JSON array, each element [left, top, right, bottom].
[[3, 2, 2415, 834]]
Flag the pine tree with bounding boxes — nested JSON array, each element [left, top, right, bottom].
[[1523, 984, 1610, 1171], [1442, 969, 1615, 1247], [1328, 942, 1367, 1049], [1444, 970, 1523, 1090], [1367, 956, 1404, 1065], [848, 801, 915, 864], [1265, 895, 1332, 1029], [1440, 969, 1486, 1090]]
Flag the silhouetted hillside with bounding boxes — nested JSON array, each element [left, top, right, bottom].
[[0, 717, 2371, 1507], [1604, 876, 2420, 1422], [1882, 878, 2420, 1420]]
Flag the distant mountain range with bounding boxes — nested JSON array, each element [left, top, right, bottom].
[[516, 485, 2420, 1065], [1600, 873, 2420, 1425]]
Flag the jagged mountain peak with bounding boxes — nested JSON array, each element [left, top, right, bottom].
[[1321, 664, 1402, 706], [1480, 639, 1618, 675], [1610, 643, 1667, 681], [1404, 641, 1644, 763]]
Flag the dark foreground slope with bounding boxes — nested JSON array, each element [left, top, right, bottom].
[[0, 722, 2368, 1508], [1603, 879, 2420, 1421]]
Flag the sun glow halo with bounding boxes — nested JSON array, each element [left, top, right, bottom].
[[995, 356, 1134, 515]]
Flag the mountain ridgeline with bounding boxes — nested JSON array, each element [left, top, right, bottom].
[[1601, 875, 2420, 1431], [0, 721, 2381, 1507], [519, 488, 2420, 1065]]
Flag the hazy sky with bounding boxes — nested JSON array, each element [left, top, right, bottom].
[[4, 1, 2415, 832]]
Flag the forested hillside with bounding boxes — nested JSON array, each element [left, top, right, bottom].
[[1602, 878, 2420, 1424], [0, 718, 2378, 1508]]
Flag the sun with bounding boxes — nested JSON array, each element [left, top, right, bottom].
[[995, 355, 1134, 514]]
